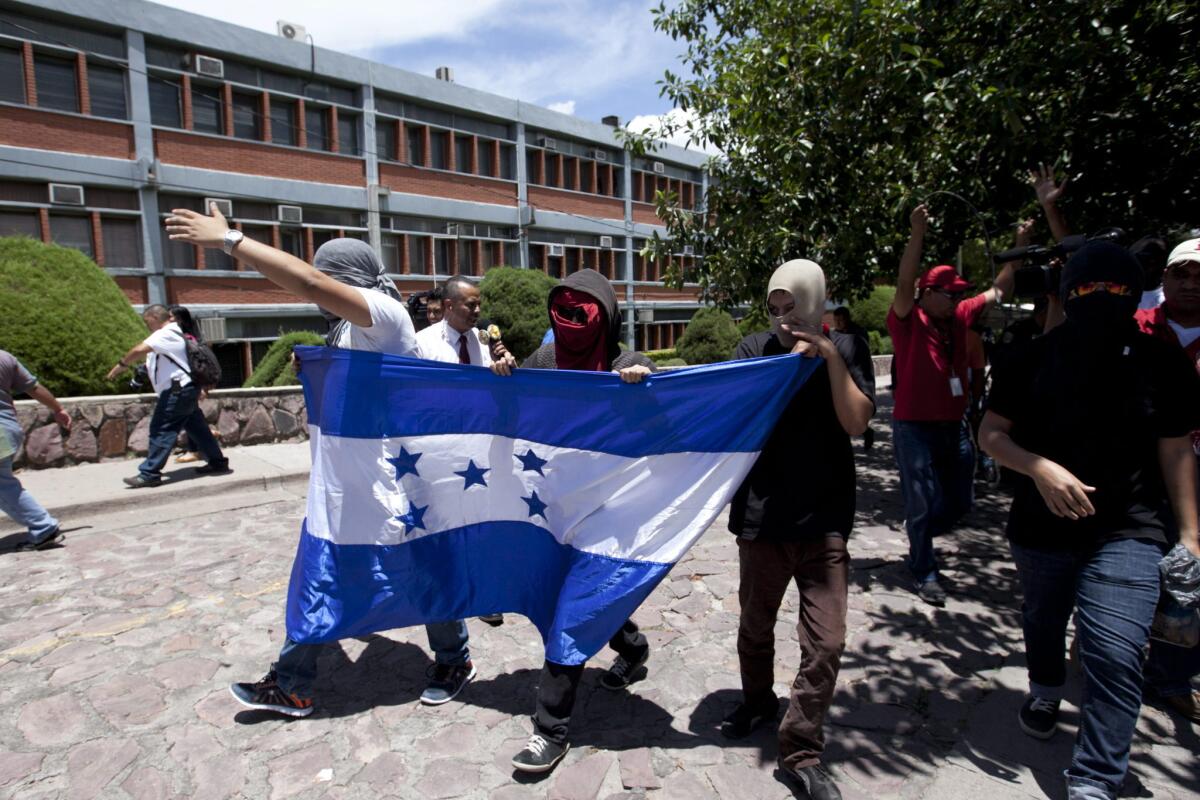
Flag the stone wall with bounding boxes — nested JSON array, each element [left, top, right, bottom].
[[14, 387, 307, 469]]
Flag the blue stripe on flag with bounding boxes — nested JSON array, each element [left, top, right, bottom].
[[286, 522, 672, 665], [295, 346, 820, 457]]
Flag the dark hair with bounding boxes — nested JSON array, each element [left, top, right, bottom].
[[168, 304, 200, 340], [428, 284, 446, 304], [833, 306, 850, 319]]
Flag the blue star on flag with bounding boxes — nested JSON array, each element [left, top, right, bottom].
[[515, 448, 548, 476], [454, 459, 490, 490], [396, 503, 428, 534], [522, 490, 548, 520], [387, 446, 422, 480]]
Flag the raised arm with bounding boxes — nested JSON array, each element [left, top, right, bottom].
[[892, 204, 929, 319], [1030, 165, 1070, 243], [165, 204, 372, 327]]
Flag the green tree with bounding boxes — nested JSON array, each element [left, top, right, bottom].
[[676, 307, 741, 364], [847, 286, 896, 334], [632, 0, 1200, 307], [0, 237, 146, 396], [479, 266, 559, 361], [243, 331, 325, 388]]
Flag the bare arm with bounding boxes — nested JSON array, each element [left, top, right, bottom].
[[789, 329, 873, 435], [105, 341, 153, 381], [1030, 165, 1070, 242], [26, 384, 70, 430], [165, 205, 372, 327], [1159, 436, 1200, 556], [892, 204, 929, 319], [979, 260, 1016, 307], [979, 410, 1097, 520]]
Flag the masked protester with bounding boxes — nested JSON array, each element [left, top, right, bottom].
[[508, 269, 655, 773], [723, 261, 875, 800], [980, 242, 1200, 800]]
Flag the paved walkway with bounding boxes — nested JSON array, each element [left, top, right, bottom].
[[0, 399, 1196, 799]]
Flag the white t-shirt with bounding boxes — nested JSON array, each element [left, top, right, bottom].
[[144, 323, 191, 393], [415, 319, 493, 366], [332, 288, 420, 356], [1167, 319, 1200, 349]]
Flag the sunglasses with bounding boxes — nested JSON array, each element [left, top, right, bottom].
[[930, 288, 966, 301], [553, 304, 589, 324], [1067, 281, 1132, 300]]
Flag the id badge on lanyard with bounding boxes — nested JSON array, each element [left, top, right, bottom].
[[949, 376, 964, 397]]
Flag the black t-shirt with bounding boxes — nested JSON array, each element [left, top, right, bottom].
[[727, 330, 876, 539], [987, 325, 1200, 550]]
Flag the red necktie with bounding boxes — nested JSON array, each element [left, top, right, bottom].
[[458, 333, 471, 365]]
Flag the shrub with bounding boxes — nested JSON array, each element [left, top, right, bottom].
[[644, 348, 678, 363], [658, 357, 688, 367], [244, 331, 325, 388], [867, 330, 894, 356], [0, 237, 146, 397], [848, 285, 896, 334], [736, 304, 770, 337], [676, 307, 741, 365], [479, 266, 559, 361]]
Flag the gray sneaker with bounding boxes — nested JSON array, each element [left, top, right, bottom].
[[420, 661, 476, 705], [914, 579, 946, 607]]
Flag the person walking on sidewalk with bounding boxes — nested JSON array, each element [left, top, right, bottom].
[[887, 203, 1016, 605], [0, 349, 69, 551], [107, 305, 228, 487], [722, 261, 875, 800]]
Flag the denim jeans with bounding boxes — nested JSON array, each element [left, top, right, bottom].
[[137, 384, 224, 479], [0, 453, 59, 543], [1011, 537, 1166, 799], [273, 620, 470, 698], [891, 419, 975, 583]]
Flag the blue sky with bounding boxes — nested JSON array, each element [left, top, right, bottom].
[[153, 0, 692, 137]]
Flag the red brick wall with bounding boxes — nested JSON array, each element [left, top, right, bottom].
[[379, 164, 517, 205], [155, 130, 365, 186], [0, 106, 135, 159], [528, 186, 625, 221], [631, 202, 662, 227], [167, 276, 302, 304], [113, 276, 147, 304], [632, 285, 702, 303]]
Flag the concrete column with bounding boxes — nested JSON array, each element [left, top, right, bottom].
[[361, 84, 382, 255], [622, 149, 635, 349], [126, 30, 166, 305], [515, 122, 529, 269]]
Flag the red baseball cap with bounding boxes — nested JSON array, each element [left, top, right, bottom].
[[918, 264, 973, 293]]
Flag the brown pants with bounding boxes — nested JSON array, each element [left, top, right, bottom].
[[737, 534, 849, 768]]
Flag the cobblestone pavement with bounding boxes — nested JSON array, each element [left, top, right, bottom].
[[1, 403, 1197, 800]]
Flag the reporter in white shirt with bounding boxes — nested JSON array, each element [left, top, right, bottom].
[[416, 276, 495, 367]]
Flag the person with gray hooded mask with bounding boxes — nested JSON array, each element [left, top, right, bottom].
[[723, 259, 875, 800]]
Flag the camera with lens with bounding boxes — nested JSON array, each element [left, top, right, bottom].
[[998, 228, 1126, 297], [128, 364, 150, 391]]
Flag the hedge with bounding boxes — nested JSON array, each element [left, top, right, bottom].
[[847, 285, 895, 334], [478, 266, 559, 361], [676, 306, 741, 365], [243, 331, 325, 388], [0, 236, 146, 396]]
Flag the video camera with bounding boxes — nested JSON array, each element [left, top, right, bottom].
[[128, 364, 150, 391], [996, 228, 1126, 297]]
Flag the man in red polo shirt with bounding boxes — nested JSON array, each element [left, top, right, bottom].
[[888, 204, 1016, 605], [1137, 237, 1200, 723]]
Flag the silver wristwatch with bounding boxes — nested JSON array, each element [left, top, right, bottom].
[[222, 229, 245, 255]]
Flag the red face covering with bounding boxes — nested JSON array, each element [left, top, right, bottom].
[[551, 288, 608, 371]]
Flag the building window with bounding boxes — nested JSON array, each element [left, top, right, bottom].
[[204, 248, 234, 270], [0, 46, 23, 104], [305, 106, 329, 151], [563, 158, 577, 191], [231, 91, 260, 140], [407, 235, 428, 274], [312, 229, 337, 252], [34, 54, 78, 113], [429, 130, 448, 170], [337, 113, 358, 155], [381, 233, 401, 273], [454, 135, 472, 174], [545, 155, 559, 187], [161, 227, 195, 268], [87, 62, 127, 120], [149, 78, 181, 127], [49, 214, 92, 257], [406, 125, 424, 165], [457, 240, 475, 274], [101, 217, 141, 267], [270, 97, 298, 146], [565, 247, 580, 274], [433, 238, 451, 274], [499, 144, 515, 180], [476, 140, 494, 177], [0, 210, 39, 238], [546, 247, 562, 279], [191, 85, 223, 134], [525, 150, 541, 186], [280, 228, 303, 258], [377, 121, 397, 161]]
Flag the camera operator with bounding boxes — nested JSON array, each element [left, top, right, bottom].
[[980, 241, 1200, 799], [106, 305, 228, 487]]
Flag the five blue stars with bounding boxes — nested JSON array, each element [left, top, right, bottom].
[[396, 503, 428, 534], [387, 446, 422, 480], [515, 448, 548, 476], [522, 490, 548, 520], [454, 459, 490, 490]]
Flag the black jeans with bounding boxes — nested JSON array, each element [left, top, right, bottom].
[[532, 619, 648, 744]]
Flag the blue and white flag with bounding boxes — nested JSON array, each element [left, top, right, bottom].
[[287, 346, 820, 665]]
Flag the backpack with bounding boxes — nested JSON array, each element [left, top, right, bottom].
[[163, 333, 222, 390]]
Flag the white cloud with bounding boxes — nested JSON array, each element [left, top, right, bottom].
[[626, 108, 722, 156], [546, 100, 577, 115]]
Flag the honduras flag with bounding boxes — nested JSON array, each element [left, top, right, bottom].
[[287, 346, 820, 665]]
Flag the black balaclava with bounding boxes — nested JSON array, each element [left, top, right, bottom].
[[1059, 241, 1142, 342]]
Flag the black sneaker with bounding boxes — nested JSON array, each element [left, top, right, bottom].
[[123, 474, 162, 488], [419, 660, 476, 705], [599, 647, 649, 691], [478, 614, 505, 626], [777, 760, 843, 800], [1018, 695, 1060, 739], [511, 734, 569, 774], [228, 671, 313, 718], [721, 694, 779, 739], [195, 460, 232, 475], [16, 528, 64, 552], [914, 579, 947, 607]]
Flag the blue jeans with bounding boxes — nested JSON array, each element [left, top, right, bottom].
[[137, 385, 224, 479], [891, 419, 975, 583], [1011, 537, 1166, 799], [273, 620, 470, 698], [0, 453, 59, 543]]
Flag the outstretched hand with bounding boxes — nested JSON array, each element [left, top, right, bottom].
[[165, 203, 230, 248], [1029, 164, 1068, 207]]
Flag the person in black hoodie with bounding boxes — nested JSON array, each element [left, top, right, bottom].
[[510, 269, 656, 773], [980, 242, 1200, 800]]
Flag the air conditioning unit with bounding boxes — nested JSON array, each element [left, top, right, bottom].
[[548, 244, 564, 257], [204, 197, 233, 218], [277, 204, 303, 224], [276, 20, 307, 41], [588, 149, 608, 162], [539, 137, 557, 151], [434, 66, 454, 82], [192, 54, 224, 78], [599, 235, 614, 249], [48, 183, 84, 206], [444, 223, 460, 236], [652, 161, 666, 175], [198, 317, 226, 342], [681, 244, 695, 256]]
